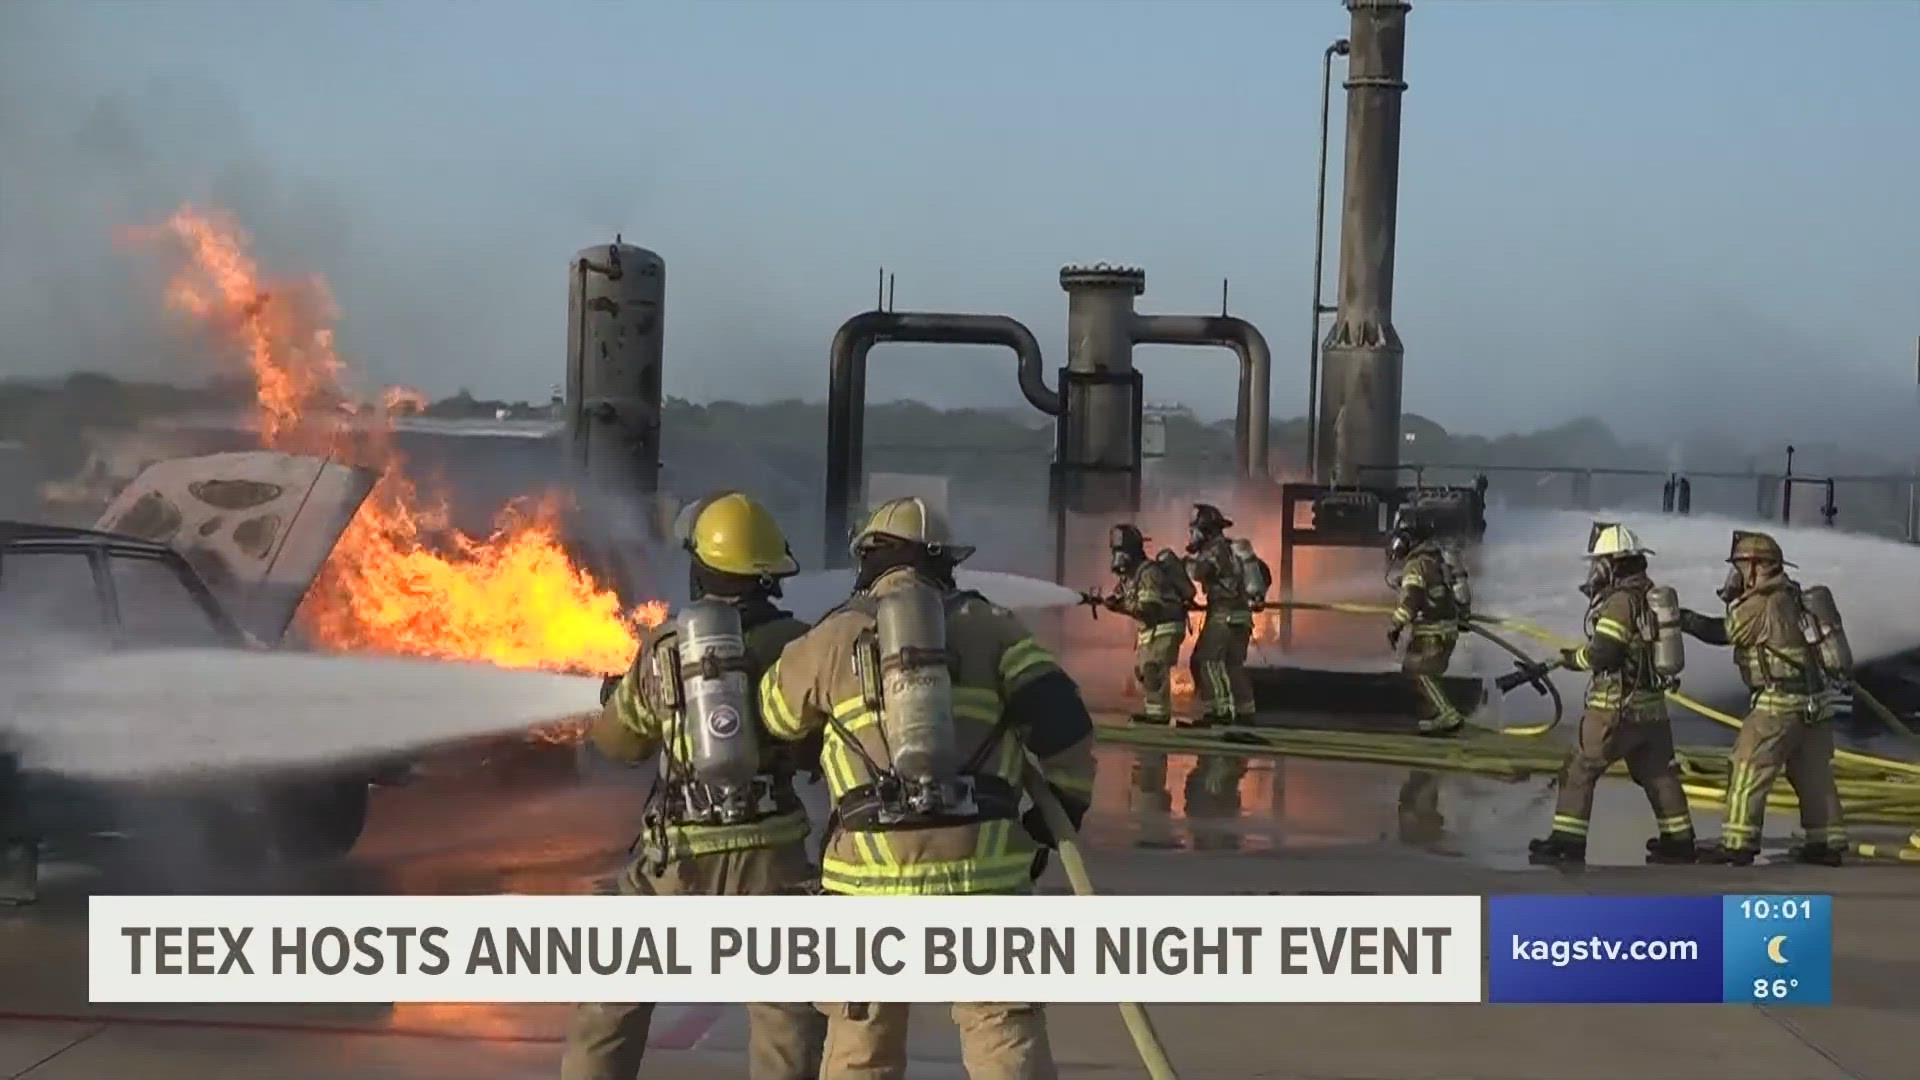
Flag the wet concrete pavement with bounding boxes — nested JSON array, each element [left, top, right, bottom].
[[4, 730, 1918, 1078]]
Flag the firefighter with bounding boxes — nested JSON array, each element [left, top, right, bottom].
[[561, 491, 827, 1080], [1679, 530, 1849, 867], [757, 496, 1097, 1080], [1102, 524, 1193, 725], [0, 748, 34, 906], [1384, 512, 1470, 736], [1184, 503, 1254, 726], [1528, 523, 1695, 867]]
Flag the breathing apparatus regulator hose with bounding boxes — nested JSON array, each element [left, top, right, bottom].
[[1021, 763, 1181, 1080]]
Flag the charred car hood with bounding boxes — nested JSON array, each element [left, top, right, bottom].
[[94, 451, 377, 646]]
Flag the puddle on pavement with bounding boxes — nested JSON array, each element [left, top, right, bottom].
[[1078, 744, 1725, 870]]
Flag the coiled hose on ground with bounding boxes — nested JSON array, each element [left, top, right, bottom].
[[1094, 599, 1920, 861]]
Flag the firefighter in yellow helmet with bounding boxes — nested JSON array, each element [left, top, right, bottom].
[[1528, 523, 1695, 867], [757, 496, 1097, 1080], [1384, 510, 1470, 736], [1679, 530, 1849, 866], [562, 491, 827, 1080]]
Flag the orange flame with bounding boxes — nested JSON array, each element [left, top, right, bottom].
[[147, 205, 662, 680], [381, 385, 429, 415]]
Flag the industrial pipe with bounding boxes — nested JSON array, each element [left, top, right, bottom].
[[1308, 38, 1352, 482], [825, 310, 1060, 564], [1132, 314, 1274, 477]]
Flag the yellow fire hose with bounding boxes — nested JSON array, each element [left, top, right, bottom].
[[1023, 764, 1181, 1080], [1101, 598, 1920, 860]]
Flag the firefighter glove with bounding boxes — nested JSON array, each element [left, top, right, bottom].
[[1387, 625, 1404, 649], [599, 674, 621, 706]]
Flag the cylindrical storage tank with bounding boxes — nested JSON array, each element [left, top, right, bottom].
[[566, 240, 665, 498], [1056, 264, 1145, 516]]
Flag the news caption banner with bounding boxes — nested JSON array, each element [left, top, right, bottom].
[[90, 895, 1482, 1004], [1489, 894, 1832, 1005]]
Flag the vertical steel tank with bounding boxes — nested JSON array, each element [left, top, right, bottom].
[[566, 240, 665, 498]]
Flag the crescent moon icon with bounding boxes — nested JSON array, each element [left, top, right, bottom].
[[1766, 935, 1790, 964]]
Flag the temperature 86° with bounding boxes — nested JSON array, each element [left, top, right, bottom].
[[1754, 978, 1801, 1000]]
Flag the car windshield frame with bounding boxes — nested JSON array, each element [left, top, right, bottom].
[[0, 544, 113, 643], [103, 548, 247, 649], [1, 536, 247, 650]]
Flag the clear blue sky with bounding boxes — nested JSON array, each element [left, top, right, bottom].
[[2, 0, 1915, 443]]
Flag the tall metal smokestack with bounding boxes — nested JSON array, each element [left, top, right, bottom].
[[1315, 0, 1409, 486], [566, 240, 665, 500]]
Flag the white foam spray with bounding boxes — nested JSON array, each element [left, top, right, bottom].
[[1312, 508, 1920, 707], [2, 647, 601, 779]]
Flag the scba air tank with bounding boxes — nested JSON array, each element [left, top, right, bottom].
[[1646, 585, 1686, 679], [1441, 546, 1472, 611], [1231, 539, 1271, 605], [674, 599, 761, 797], [873, 579, 960, 784], [1799, 585, 1854, 677]]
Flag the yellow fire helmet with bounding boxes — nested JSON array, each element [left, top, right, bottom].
[[681, 491, 798, 578], [851, 496, 976, 563], [1586, 521, 1653, 559]]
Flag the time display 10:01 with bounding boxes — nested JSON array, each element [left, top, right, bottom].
[[1740, 897, 1816, 920]]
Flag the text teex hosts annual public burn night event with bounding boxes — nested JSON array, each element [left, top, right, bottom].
[[87, 894, 1833, 1006]]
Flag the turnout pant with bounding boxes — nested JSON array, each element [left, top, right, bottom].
[[1401, 627, 1462, 732], [1551, 704, 1694, 844], [1190, 614, 1254, 722], [1721, 706, 1847, 852], [1132, 623, 1184, 722], [817, 1001, 1056, 1080], [562, 843, 826, 1080]]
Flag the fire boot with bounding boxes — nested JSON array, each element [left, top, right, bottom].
[[1788, 841, 1845, 867], [0, 839, 39, 906], [1645, 835, 1699, 865], [1697, 843, 1757, 866], [1527, 833, 1586, 867]]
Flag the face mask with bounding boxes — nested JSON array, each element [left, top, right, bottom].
[[1387, 535, 1411, 564], [1187, 526, 1207, 551], [1579, 560, 1609, 598], [1111, 549, 1134, 574], [1717, 564, 1745, 604]]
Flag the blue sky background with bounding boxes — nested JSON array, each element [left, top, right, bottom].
[[2, 0, 1915, 446]]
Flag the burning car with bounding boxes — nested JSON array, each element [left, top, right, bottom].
[[2, 450, 396, 871]]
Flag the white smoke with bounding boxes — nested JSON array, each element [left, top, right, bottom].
[[779, 568, 1081, 625], [1310, 508, 1920, 710]]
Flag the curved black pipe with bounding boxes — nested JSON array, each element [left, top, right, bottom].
[[825, 311, 1059, 565], [1131, 314, 1273, 477]]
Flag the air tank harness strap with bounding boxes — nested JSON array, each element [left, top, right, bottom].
[[656, 776, 802, 826], [835, 774, 1024, 831]]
